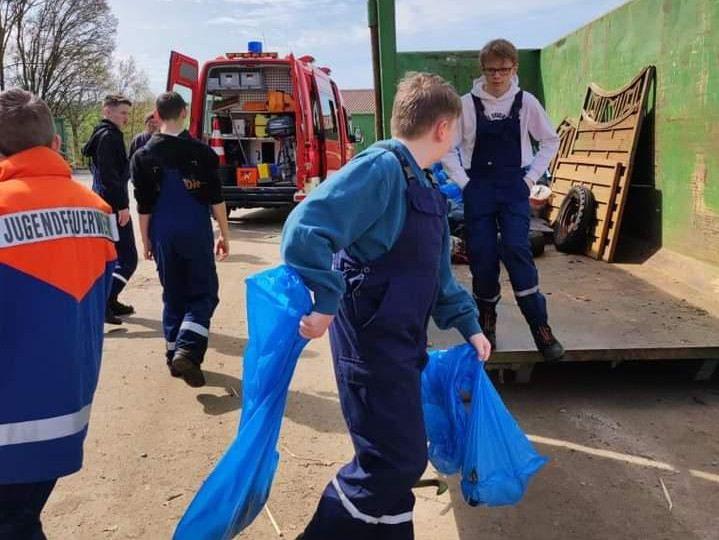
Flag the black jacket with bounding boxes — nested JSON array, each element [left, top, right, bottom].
[[131, 132, 224, 215], [82, 119, 130, 211], [129, 131, 153, 160]]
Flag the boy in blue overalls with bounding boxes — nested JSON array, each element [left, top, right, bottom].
[[131, 92, 230, 388], [282, 73, 492, 540], [442, 39, 564, 361]]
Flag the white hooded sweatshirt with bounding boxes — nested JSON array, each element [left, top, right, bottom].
[[441, 75, 559, 190]]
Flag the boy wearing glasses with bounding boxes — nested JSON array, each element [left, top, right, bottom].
[[441, 38, 564, 361]]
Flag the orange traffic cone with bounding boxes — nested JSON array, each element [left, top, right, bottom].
[[210, 117, 226, 166]]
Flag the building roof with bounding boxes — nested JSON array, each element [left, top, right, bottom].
[[341, 89, 376, 114]]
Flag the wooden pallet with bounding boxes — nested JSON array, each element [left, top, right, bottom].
[[548, 158, 623, 259], [549, 66, 656, 262]]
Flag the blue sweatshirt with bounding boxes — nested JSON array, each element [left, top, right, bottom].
[[281, 139, 481, 340]]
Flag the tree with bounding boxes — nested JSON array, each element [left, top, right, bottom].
[[64, 62, 111, 165], [0, 0, 37, 90], [113, 56, 155, 144], [9, 0, 117, 117]]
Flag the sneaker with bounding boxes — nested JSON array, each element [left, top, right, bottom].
[[171, 349, 206, 388], [531, 325, 565, 362], [105, 305, 123, 325], [110, 299, 135, 316], [478, 302, 497, 351]]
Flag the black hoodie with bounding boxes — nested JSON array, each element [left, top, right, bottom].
[[82, 119, 130, 211], [131, 132, 223, 215]]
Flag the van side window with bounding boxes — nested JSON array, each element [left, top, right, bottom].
[[312, 96, 322, 137], [319, 91, 338, 141], [343, 107, 353, 138], [172, 84, 193, 131]]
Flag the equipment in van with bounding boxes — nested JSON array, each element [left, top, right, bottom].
[[242, 101, 267, 112], [166, 41, 356, 209], [266, 115, 295, 138], [254, 115, 269, 138], [267, 91, 295, 113]]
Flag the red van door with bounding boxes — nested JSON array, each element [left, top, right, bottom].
[[166, 51, 200, 136], [315, 73, 342, 178]]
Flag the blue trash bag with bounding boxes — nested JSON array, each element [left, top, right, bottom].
[[461, 362, 549, 506], [422, 344, 548, 507], [439, 181, 463, 205], [431, 162, 450, 184], [421, 345, 476, 474], [173, 265, 312, 540]]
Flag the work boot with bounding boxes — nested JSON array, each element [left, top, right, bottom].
[[166, 352, 182, 378], [478, 302, 498, 351], [167, 363, 182, 378], [172, 349, 206, 388], [531, 325, 565, 362], [110, 298, 135, 316], [105, 305, 122, 325]]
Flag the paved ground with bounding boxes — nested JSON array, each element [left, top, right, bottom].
[[43, 181, 719, 539]]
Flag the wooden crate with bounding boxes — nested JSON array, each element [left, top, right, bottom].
[[550, 66, 656, 262]]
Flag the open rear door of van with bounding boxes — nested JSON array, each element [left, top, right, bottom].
[[167, 51, 200, 136]]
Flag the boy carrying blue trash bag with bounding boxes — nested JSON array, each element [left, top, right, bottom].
[[281, 72, 492, 540]]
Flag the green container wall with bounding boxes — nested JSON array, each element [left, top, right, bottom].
[[397, 50, 542, 100], [540, 0, 719, 264], [351, 113, 377, 151]]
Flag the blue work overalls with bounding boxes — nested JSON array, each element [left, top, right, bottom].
[[150, 165, 219, 366], [302, 148, 446, 540], [463, 91, 548, 327]]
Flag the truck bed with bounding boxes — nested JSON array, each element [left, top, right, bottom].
[[429, 246, 719, 380]]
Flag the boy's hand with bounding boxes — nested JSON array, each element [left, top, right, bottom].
[[299, 312, 335, 340], [142, 242, 153, 261], [215, 236, 229, 261], [469, 332, 492, 362], [118, 208, 131, 227]]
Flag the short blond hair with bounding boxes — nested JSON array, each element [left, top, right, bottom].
[[479, 39, 519, 67], [390, 72, 462, 140], [0, 89, 55, 157]]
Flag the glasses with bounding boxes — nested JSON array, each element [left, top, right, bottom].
[[482, 66, 514, 76]]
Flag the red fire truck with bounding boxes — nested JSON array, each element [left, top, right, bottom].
[[166, 46, 357, 211]]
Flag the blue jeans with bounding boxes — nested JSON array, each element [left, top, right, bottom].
[[0, 479, 57, 540]]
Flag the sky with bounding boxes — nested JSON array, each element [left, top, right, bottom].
[[108, 0, 631, 93]]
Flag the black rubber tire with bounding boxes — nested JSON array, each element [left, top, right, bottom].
[[529, 230, 546, 258], [554, 186, 596, 253]]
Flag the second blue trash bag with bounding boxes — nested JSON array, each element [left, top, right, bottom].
[[422, 344, 548, 507], [173, 265, 311, 540], [460, 362, 549, 506]]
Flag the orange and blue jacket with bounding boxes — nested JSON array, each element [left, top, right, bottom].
[[0, 147, 117, 483]]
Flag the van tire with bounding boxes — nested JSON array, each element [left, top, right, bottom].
[[529, 230, 546, 258], [554, 186, 596, 253]]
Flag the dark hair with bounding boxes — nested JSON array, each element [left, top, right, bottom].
[[390, 72, 462, 139], [155, 92, 187, 121], [103, 94, 132, 108], [0, 88, 55, 157]]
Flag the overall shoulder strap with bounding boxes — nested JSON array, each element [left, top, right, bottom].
[[471, 93, 486, 119], [509, 90, 524, 119], [375, 142, 418, 184]]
